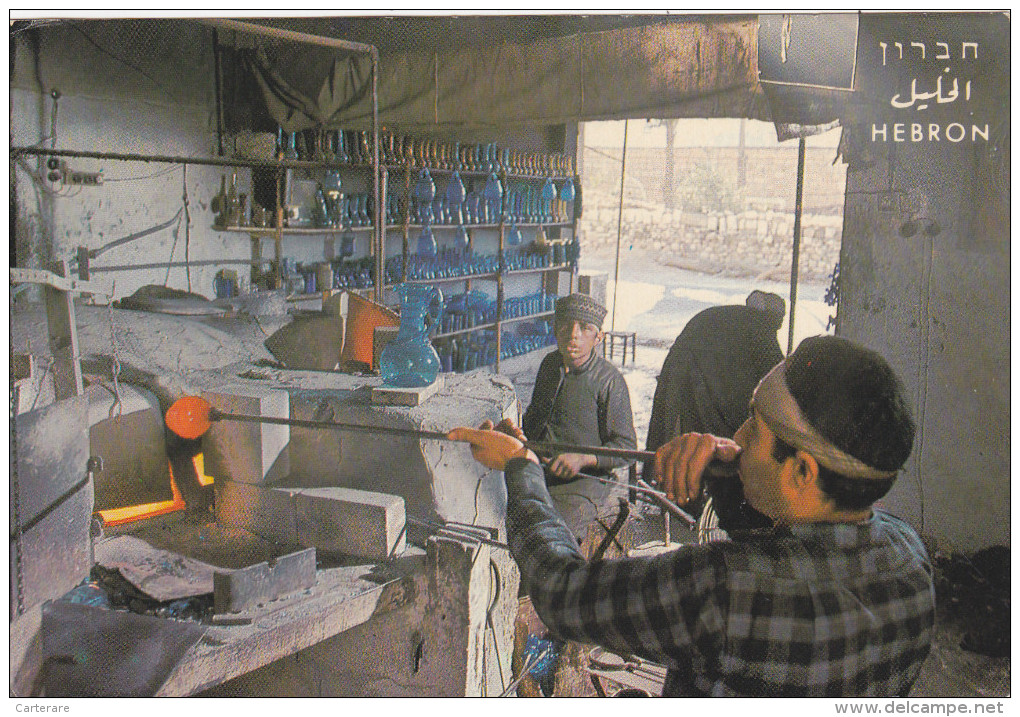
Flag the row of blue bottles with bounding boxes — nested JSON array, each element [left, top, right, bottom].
[[386, 249, 501, 283], [497, 334, 554, 361], [516, 317, 556, 337], [434, 329, 499, 374], [331, 257, 375, 290], [502, 247, 554, 271], [551, 237, 582, 268], [503, 290, 556, 319], [277, 127, 355, 163], [439, 290, 497, 333], [500, 329, 557, 360], [300, 190, 373, 229]]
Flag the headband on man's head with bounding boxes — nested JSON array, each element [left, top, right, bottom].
[[752, 360, 898, 480]]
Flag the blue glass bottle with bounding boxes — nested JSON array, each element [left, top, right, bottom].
[[506, 221, 523, 247], [483, 172, 503, 224], [413, 169, 436, 224], [417, 224, 437, 258], [456, 225, 471, 253], [560, 176, 575, 203], [284, 132, 299, 161], [340, 223, 356, 259], [380, 284, 444, 387], [541, 178, 557, 223]]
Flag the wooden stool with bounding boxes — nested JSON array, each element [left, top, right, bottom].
[[602, 331, 637, 366]]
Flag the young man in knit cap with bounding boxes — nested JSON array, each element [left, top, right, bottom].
[[514, 292, 637, 483], [453, 336, 934, 696]]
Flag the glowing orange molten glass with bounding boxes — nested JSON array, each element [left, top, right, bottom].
[[165, 395, 214, 439]]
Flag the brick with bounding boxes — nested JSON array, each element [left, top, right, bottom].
[[295, 487, 405, 560], [370, 374, 444, 407], [215, 480, 300, 545], [213, 547, 316, 613], [203, 386, 290, 485]]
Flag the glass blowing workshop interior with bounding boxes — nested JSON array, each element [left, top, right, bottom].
[[9, 13, 1009, 699]]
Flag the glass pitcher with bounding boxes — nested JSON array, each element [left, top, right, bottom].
[[381, 284, 445, 387]]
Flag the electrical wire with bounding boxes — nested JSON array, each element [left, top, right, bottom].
[[71, 23, 166, 92], [102, 164, 182, 183], [182, 164, 193, 291]]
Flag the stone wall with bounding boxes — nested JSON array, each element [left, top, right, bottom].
[[580, 145, 846, 281]]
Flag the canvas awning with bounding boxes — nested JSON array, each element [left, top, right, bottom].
[[221, 15, 769, 132]]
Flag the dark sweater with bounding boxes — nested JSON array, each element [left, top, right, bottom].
[[521, 349, 637, 473]]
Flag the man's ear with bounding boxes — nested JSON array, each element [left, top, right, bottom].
[[791, 450, 820, 491], [595, 329, 605, 344]]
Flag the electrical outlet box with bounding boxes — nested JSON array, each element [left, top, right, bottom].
[[66, 171, 103, 186]]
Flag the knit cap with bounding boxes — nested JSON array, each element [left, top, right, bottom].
[[554, 292, 607, 328]]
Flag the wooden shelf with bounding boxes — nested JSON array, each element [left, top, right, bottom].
[[499, 311, 555, 325], [218, 222, 571, 235], [392, 272, 499, 286], [219, 225, 370, 235], [430, 321, 499, 340], [503, 265, 569, 276]]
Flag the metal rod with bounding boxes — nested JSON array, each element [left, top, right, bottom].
[[204, 410, 735, 486], [636, 478, 698, 527], [90, 209, 183, 259], [500, 653, 539, 697], [200, 17, 378, 56], [372, 51, 383, 303], [11, 145, 354, 171], [87, 259, 269, 273], [207, 409, 656, 461], [210, 409, 452, 440], [406, 517, 509, 551], [529, 439, 654, 463], [611, 119, 628, 332], [787, 137, 807, 355]]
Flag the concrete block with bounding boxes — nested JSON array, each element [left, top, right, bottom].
[[215, 479, 300, 545], [371, 374, 444, 407], [295, 487, 405, 560], [577, 272, 608, 308], [542, 270, 572, 297], [264, 312, 344, 371], [203, 386, 290, 485], [213, 547, 316, 614]]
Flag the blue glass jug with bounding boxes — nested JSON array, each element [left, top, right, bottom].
[[381, 284, 444, 387]]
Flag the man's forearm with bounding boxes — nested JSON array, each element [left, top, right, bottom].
[[504, 457, 584, 564]]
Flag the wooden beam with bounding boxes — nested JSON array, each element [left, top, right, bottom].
[[43, 260, 83, 399]]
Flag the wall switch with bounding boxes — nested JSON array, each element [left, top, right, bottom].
[[66, 171, 103, 186]]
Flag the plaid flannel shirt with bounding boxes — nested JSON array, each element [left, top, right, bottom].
[[505, 458, 935, 697]]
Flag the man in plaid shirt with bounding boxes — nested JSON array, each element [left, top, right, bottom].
[[451, 336, 934, 697]]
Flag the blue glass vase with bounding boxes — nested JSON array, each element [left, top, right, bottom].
[[381, 284, 444, 387]]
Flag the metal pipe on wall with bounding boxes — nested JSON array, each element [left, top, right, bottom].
[[787, 137, 806, 355], [610, 120, 629, 332], [372, 51, 383, 302]]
